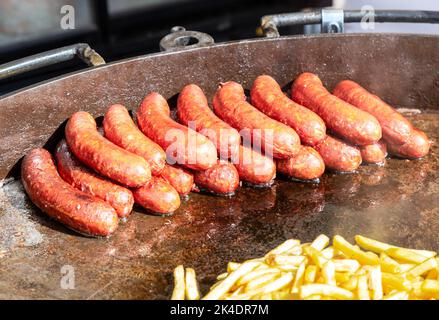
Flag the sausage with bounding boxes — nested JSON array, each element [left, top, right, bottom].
[[359, 140, 387, 165], [21, 148, 118, 237], [233, 145, 276, 187], [314, 135, 362, 172], [250, 75, 326, 146], [193, 160, 240, 196], [137, 92, 217, 170], [55, 139, 134, 218], [333, 80, 413, 145], [103, 104, 166, 175], [213, 81, 301, 159], [276, 146, 325, 181], [160, 164, 194, 196], [386, 128, 430, 159], [291, 73, 382, 146], [177, 84, 241, 159], [132, 176, 181, 214], [65, 111, 151, 187]]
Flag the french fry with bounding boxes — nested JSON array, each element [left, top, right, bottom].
[[245, 273, 280, 291], [333, 235, 379, 265], [322, 260, 336, 285], [203, 261, 260, 300], [399, 263, 416, 273], [310, 234, 330, 251], [266, 239, 301, 256], [379, 252, 401, 273], [291, 262, 306, 293], [304, 265, 318, 284], [407, 257, 437, 277], [217, 272, 228, 281], [357, 275, 370, 300], [171, 265, 186, 300], [303, 245, 328, 268], [381, 272, 412, 291], [385, 248, 428, 264], [333, 259, 360, 273], [421, 279, 439, 293], [237, 268, 279, 286], [259, 272, 294, 294], [382, 291, 409, 300], [321, 247, 335, 259], [266, 254, 306, 267], [303, 294, 322, 300], [227, 262, 240, 273], [355, 235, 393, 253], [335, 272, 351, 284], [366, 266, 383, 300], [299, 284, 355, 300], [340, 275, 358, 291], [185, 268, 200, 300], [426, 268, 438, 280]]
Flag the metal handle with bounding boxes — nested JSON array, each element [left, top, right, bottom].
[[159, 26, 214, 52], [261, 10, 439, 37], [0, 43, 105, 81]]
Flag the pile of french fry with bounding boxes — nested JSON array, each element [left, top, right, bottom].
[[171, 234, 439, 300]]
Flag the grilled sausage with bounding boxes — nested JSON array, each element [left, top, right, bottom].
[[55, 139, 134, 218], [359, 140, 387, 165], [177, 84, 241, 159], [21, 148, 118, 236], [276, 146, 325, 181], [213, 81, 300, 159], [233, 145, 276, 187], [250, 75, 326, 146], [333, 80, 413, 145], [193, 160, 240, 196], [386, 128, 430, 159], [314, 135, 362, 172], [137, 92, 217, 170], [103, 104, 166, 175], [160, 164, 194, 196], [65, 111, 151, 187], [132, 176, 181, 214], [291, 73, 382, 146]]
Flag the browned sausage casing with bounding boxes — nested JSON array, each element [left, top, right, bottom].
[[213, 81, 301, 159], [55, 140, 134, 218], [103, 104, 166, 175], [233, 145, 276, 186], [193, 160, 240, 195], [386, 128, 430, 159], [250, 75, 326, 146], [314, 135, 362, 172], [65, 111, 151, 187], [333, 80, 413, 145], [132, 176, 181, 214], [292, 73, 382, 146], [276, 146, 325, 181], [359, 140, 387, 165], [137, 92, 217, 171], [21, 148, 119, 236], [177, 84, 241, 160], [160, 164, 194, 196]]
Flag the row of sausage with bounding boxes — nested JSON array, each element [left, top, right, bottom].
[[21, 72, 431, 237]]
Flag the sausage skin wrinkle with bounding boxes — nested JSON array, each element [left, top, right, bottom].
[[213, 81, 301, 159], [314, 135, 362, 172], [359, 140, 387, 165], [276, 146, 325, 181], [55, 140, 134, 218], [21, 148, 119, 237], [103, 104, 166, 175], [160, 164, 194, 197], [233, 145, 276, 186], [137, 92, 217, 171], [193, 160, 240, 196], [65, 111, 151, 187], [333, 80, 413, 145], [292, 73, 381, 146], [251, 75, 326, 146], [177, 84, 241, 160], [386, 128, 430, 159]]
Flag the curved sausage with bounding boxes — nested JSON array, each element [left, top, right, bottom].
[[103, 104, 166, 175], [314, 135, 362, 172], [21, 148, 118, 237], [132, 176, 181, 214], [386, 128, 430, 159], [233, 145, 276, 187], [65, 111, 151, 187], [55, 140, 134, 218], [193, 160, 240, 196], [333, 80, 413, 145], [160, 164, 194, 196], [359, 140, 387, 165], [251, 75, 326, 146], [291, 73, 382, 146], [177, 84, 241, 159], [213, 81, 301, 159], [137, 92, 217, 170], [276, 146, 325, 181]]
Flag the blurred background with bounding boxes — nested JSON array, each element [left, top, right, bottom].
[[1, 0, 438, 95]]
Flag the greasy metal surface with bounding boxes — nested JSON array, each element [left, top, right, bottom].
[[0, 33, 438, 299]]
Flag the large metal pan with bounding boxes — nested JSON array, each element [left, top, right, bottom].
[[0, 10, 438, 299]]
